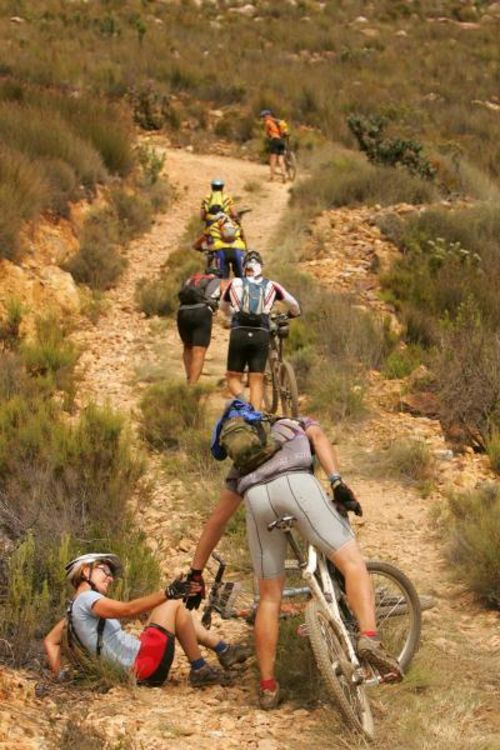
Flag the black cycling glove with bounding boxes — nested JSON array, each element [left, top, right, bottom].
[[329, 474, 363, 517], [184, 568, 206, 610], [165, 577, 189, 600]]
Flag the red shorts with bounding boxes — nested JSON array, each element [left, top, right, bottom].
[[133, 624, 175, 686]]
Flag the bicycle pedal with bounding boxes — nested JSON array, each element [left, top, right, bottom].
[[296, 623, 309, 638]]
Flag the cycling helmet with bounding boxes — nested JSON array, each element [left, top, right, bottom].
[[65, 553, 122, 584], [244, 250, 264, 267], [259, 109, 272, 118], [211, 178, 224, 190]]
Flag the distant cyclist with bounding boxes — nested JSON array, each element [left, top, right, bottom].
[[200, 178, 239, 227], [177, 267, 222, 384], [44, 553, 247, 688], [221, 251, 300, 409], [193, 212, 247, 280], [260, 110, 288, 183]]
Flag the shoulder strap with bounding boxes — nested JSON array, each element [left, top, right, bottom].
[[67, 597, 106, 658]]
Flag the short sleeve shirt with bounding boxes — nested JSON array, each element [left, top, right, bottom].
[[71, 591, 140, 671]]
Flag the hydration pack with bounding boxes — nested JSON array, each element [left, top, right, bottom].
[[278, 119, 289, 137], [219, 415, 281, 473], [178, 273, 217, 308], [237, 277, 267, 326]]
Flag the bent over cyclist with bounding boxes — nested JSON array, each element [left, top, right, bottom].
[[222, 251, 300, 409], [185, 404, 402, 709]]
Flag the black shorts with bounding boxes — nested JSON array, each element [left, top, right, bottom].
[[134, 624, 175, 687], [227, 328, 269, 373], [268, 138, 285, 155], [177, 306, 212, 348]]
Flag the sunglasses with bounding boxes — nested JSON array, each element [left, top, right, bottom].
[[95, 565, 114, 579]]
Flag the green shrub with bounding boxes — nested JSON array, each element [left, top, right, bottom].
[[0, 103, 106, 190], [291, 150, 438, 212], [447, 484, 500, 609], [382, 345, 423, 380], [347, 114, 436, 180], [486, 431, 500, 475], [64, 207, 125, 291], [110, 188, 152, 241], [20, 315, 78, 395], [0, 298, 24, 351], [433, 298, 500, 449], [308, 367, 366, 423], [0, 145, 50, 259], [376, 438, 435, 487], [140, 380, 212, 449], [136, 245, 202, 317], [136, 144, 166, 186]]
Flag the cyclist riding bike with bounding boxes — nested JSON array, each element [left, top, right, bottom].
[[185, 405, 403, 709], [221, 251, 300, 409], [200, 178, 239, 227], [260, 109, 288, 183], [193, 212, 247, 279], [44, 553, 247, 688]]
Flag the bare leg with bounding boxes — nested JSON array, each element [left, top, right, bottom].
[[192, 617, 221, 650], [330, 540, 376, 632], [277, 154, 286, 182], [269, 154, 277, 181], [227, 370, 245, 399], [146, 600, 202, 662], [188, 346, 207, 384], [182, 346, 192, 381], [254, 576, 284, 680], [248, 372, 264, 410]]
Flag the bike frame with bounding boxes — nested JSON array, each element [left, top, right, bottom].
[[275, 519, 381, 689]]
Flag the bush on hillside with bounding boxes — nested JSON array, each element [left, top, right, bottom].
[[64, 206, 125, 290], [447, 483, 500, 609], [347, 114, 436, 180], [291, 151, 437, 213], [0, 298, 24, 351], [0, 334, 157, 665], [140, 380, 212, 450], [433, 299, 500, 450]]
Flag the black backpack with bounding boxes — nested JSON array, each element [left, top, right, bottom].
[[178, 273, 217, 307]]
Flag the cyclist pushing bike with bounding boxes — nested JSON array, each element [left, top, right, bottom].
[[185, 402, 403, 710], [193, 211, 247, 279], [260, 109, 291, 183], [200, 178, 240, 227], [221, 251, 300, 410]]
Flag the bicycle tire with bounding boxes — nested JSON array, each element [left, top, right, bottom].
[[279, 360, 299, 417], [263, 356, 279, 413], [366, 561, 422, 672], [305, 600, 374, 739], [285, 150, 297, 182]]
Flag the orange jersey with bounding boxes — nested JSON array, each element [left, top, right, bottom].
[[264, 116, 282, 139]]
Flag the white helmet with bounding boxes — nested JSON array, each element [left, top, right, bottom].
[[65, 553, 122, 583]]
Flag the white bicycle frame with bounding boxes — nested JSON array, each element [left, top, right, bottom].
[[302, 544, 381, 689]]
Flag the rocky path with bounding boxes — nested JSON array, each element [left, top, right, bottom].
[[1, 147, 499, 750]]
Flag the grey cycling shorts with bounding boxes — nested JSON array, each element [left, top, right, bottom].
[[244, 472, 355, 579]]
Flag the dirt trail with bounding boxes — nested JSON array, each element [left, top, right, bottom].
[[2, 145, 499, 750]]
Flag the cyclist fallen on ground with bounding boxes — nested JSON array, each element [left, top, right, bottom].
[[200, 178, 239, 227], [193, 211, 247, 280], [43, 553, 248, 688], [222, 251, 300, 410], [184, 403, 403, 709], [177, 266, 222, 385]]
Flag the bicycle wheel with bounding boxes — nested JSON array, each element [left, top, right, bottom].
[[305, 600, 374, 739], [366, 561, 422, 672], [263, 356, 279, 413], [285, 150, 297, 182], [279, 360, 299, 417]]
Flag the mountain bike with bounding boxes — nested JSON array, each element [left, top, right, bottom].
[[202, 522, 426, 740], [263, 313, 299, 417]]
